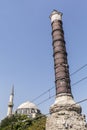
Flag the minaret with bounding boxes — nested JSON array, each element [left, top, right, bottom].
[[7, 86, 14, 117], [46, 10, 87, 130]]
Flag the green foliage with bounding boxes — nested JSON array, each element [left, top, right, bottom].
[[28, 115, 46, 130], [0, 114, 46, 130]]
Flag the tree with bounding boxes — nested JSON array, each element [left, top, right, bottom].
[[0, 114, 46, 130]]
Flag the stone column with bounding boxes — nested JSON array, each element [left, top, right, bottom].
[[49, 10, 80, 114], [46, 10, 87, 130], [50, 10, 71, 96]]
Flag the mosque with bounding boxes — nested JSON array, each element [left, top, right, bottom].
[[7, 86, 41, 118]]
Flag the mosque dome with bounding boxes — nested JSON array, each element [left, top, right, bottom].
[[18, 101, 38, 109], [16, 101, 41, 118]]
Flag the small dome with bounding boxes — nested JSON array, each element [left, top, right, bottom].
[[16, 101, 41, 118], [18, 101, 38, 109]]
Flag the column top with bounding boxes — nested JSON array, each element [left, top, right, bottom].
[[50, 10, 63, 23]]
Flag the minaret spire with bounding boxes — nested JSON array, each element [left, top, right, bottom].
[[7, 85, 14, 117]]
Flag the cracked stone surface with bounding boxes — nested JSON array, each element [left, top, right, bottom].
[[46, 95, 87, 130]]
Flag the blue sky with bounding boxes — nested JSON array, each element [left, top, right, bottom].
[[0, 0, 87, 120]]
